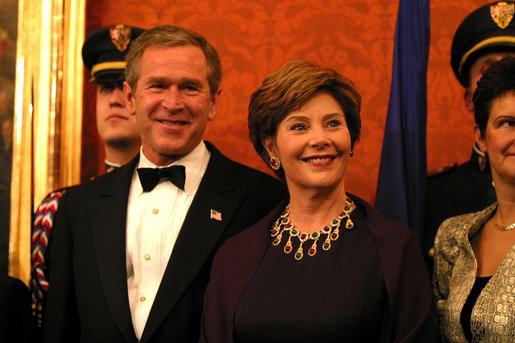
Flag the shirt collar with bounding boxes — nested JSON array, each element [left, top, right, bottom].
[[137, 141, 210, 193]]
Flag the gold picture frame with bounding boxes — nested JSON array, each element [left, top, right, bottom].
[[9, 0, 85, 284]]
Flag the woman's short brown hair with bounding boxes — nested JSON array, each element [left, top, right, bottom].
[[248, 60, 361, 178]]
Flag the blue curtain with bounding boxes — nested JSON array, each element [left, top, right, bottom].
[[375, 0, 431, 241]]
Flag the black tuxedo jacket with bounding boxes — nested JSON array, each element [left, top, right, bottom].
[[44, 143, 287, 342]]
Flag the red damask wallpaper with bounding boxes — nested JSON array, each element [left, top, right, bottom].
[[82, 0, 489, 204]]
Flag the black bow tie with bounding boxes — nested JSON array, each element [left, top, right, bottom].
[[137, 166, 186, 192]]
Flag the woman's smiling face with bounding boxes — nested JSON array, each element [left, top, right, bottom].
[[476, 91, 515, 184], [265, 91, 352, 193]]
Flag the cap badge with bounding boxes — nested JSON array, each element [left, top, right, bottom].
[[490, 2, 514, 29], [109, 24, 133, 52]]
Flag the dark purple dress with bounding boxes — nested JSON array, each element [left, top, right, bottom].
[[201, 196, 438, 343], [234, 207, 385, 342]]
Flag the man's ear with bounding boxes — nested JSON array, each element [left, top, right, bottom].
[[464, 89, 474, 113], [474, 125, 487, 153], [208, 88, 221, 121], [123, 81, 136, 116]]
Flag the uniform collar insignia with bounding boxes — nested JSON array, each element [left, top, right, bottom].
[[490, 2, 514, 29]]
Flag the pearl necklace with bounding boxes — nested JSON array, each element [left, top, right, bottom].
[[494, 213, 515, 231], [270, 198, 356, 261]]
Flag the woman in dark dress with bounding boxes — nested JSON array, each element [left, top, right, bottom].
[[201, 61, 437, 342]]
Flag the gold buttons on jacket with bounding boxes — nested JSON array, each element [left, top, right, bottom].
[[144, 254, 151, 261], [140, 296, 146, 302], [152, 208, 159, 214]]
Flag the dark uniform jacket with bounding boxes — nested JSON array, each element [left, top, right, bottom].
[[0, 275, 33, 343], [43, 142, 287, 343], [424, 149, 496, 274], [33, 163, 120, 330]]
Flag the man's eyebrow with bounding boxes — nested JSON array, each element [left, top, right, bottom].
[[144, 76, 167, 84], [177, 77, 203, 86], [144, 76, 204, 86]]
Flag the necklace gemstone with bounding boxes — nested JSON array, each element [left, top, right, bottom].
[[270, 198, 356, 260]]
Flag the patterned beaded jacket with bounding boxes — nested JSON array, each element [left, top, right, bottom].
[[433, 203, 515, 342]]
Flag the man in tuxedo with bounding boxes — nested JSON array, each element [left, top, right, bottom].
[[32, 24, 144, 332], [44, 25, 287, 342]]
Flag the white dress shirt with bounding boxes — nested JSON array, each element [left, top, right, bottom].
[[126, 141, 210, 339]]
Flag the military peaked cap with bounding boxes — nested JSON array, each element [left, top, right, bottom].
[[451, 1, 515, 87], [82, 24, 144, 83]]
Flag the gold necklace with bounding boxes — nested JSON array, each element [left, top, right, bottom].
[[271, 198, 356, 261], [494, 212, 515, 231]]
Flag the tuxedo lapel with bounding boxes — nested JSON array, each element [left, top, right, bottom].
[[91, 157, 138, 342], [141, 147, 245, 341]]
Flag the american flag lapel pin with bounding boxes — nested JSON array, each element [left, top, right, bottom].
[[210, 209, 222, 221]]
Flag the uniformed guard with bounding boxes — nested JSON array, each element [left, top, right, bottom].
[[424, 1, 515, 273], [82, 24, 145, 172], [30, 24, 145, 337]]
